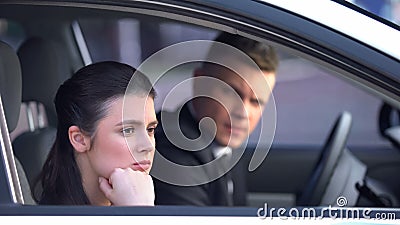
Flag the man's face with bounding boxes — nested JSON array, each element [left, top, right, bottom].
[[193, 63, 276, 148]]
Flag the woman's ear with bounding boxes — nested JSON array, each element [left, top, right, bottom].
[[68, 125, 91, 153]]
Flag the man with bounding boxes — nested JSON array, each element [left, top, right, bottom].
[[152, 32, 279, 206]]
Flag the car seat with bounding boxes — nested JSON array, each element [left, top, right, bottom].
[[0, 40, 35, 204], [12, 37, 72, 193]]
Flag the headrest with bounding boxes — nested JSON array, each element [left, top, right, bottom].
[[17, 37, 71, 126], [0, 41, 22, 132]]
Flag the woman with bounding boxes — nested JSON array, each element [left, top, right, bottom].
[[35, 61, 157, 206]]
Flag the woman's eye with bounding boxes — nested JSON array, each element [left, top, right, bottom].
[[122, 127, 135, 135]]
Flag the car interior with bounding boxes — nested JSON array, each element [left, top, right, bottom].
[[1, 2, 400, 211]]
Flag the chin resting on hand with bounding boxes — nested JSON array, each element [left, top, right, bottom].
[[98, 168, 155, 206]]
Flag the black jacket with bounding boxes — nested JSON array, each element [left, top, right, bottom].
[[152, 103, 247, 206]]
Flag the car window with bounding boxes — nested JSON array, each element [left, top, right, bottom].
[[77, 13, 400, 209], [79, 17, 392, 150], [348, 0, 400, 26], [0, 2, 399, 220], [0, 19, 25, 50], [79, 18, 218, 68], [253, 56, 392, 148]]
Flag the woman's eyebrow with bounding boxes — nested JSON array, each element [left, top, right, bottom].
[[115, 120, 158, 126], [115, 120, 142, 126]]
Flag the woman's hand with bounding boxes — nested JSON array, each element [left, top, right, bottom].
[[98, 168, 155, 206]]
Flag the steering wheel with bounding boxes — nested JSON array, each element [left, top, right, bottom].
[[297, 111, 352, 206]]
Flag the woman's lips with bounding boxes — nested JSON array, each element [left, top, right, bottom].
[[131, 160, 151, 172]]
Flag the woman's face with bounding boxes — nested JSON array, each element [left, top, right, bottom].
[[86, 95, 157, 178]]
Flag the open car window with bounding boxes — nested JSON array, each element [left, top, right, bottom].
[[346, 0, 400, 26], [0, 0, 399, 222]]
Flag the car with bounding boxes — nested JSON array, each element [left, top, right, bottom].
[[0, 0, 399, 223]]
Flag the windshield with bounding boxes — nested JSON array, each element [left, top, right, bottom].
[[347, 0, 400, 26]]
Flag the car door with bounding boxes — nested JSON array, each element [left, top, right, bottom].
[[0, 0, 399, 222]]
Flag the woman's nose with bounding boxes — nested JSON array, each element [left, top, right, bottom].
[[136, 132, 155, 153]]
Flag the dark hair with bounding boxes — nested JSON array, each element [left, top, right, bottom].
[[206, 32, 279, 72], [35, 61, 156, 205]]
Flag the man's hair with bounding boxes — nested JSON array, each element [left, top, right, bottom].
[[209, 32, 279, 72]]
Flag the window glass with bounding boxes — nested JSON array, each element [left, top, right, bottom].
[[79, 17, 392, 150], [348, 0, 400, 25], [0, 2, 398, 210], [79, 19, 141, 66], [0, 19, 25, 50], [80, 19, 217, 67], [80, 18, 218, 112], [251, 56, 391, 148]]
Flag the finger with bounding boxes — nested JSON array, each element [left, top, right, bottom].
[[98, 176, 113, 198], [109, 168, 124, 184]]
